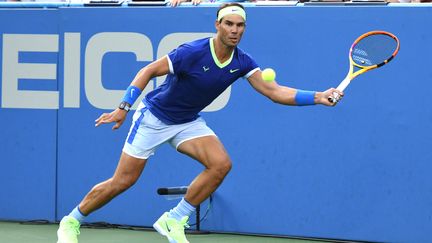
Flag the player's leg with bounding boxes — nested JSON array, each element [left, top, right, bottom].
[[153, 118, 231, 243], [178, 135, 232, 205], [57, 153, 147, 243], [57, 104, 155, 243], [79, 152, 147, 215], [154, 135, 231, 243]]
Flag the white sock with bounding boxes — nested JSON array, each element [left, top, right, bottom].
[[168, 198, 196, 221], [68, 206, 86, 223]]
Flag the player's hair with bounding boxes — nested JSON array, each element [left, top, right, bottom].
[[216, 3, 245, 23]]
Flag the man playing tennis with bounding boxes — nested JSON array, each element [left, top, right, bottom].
[[57, 3, 343, 243]]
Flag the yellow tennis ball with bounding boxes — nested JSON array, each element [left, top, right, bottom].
[[261, 68, 276, 82]]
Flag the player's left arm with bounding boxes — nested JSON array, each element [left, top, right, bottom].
[[247, 70, 341, 106], [95, 56, 170, 129]]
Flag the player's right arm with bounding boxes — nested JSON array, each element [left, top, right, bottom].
[[95, 56, 170, 130], [247, 70, 342, 106]]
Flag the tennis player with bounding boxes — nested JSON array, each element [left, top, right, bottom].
[[57, 3, 343, 243]]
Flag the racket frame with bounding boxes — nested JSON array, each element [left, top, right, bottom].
[[329, 30, 400, 103]]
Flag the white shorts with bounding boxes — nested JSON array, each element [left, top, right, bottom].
[[122, 103, 216, 159]]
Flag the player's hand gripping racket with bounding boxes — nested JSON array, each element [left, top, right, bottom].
[[329, 31, 400, 103]]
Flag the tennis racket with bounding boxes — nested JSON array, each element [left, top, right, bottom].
[[329, 30, 400, 103]]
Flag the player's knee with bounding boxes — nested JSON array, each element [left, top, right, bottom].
[[212, 157, 232, 180]]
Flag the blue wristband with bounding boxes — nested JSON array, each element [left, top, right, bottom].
[[122, 85, 142, 105], [295, 89, 316, 106]]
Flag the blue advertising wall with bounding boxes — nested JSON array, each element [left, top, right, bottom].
[[1, 5, 432, 243]]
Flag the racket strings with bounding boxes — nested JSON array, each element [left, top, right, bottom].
[[351, 34, 398, 67]]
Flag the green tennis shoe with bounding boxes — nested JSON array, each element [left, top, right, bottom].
[[153, 212, 190, 243], [57, 216, 80, 243]]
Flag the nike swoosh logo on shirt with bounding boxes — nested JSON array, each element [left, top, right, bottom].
[[230, 69, 239, 73]]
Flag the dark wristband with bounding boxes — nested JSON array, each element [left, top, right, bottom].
[[118, 101, 131, 112]]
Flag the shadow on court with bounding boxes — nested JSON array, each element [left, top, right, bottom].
[[0, 221, 336, 243]]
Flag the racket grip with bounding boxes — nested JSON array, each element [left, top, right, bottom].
[[328, 77, 350, 103], [328, 92, 341, 103]]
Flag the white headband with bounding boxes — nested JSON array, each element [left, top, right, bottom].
[[217, 6, 246, 22]]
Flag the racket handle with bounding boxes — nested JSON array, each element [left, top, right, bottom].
[[328, 77, 351, 103], [336, 77, 351, 92], [328, 92, 341, 103]]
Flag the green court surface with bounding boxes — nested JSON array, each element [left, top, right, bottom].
[[0, 221, 335, 243]]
